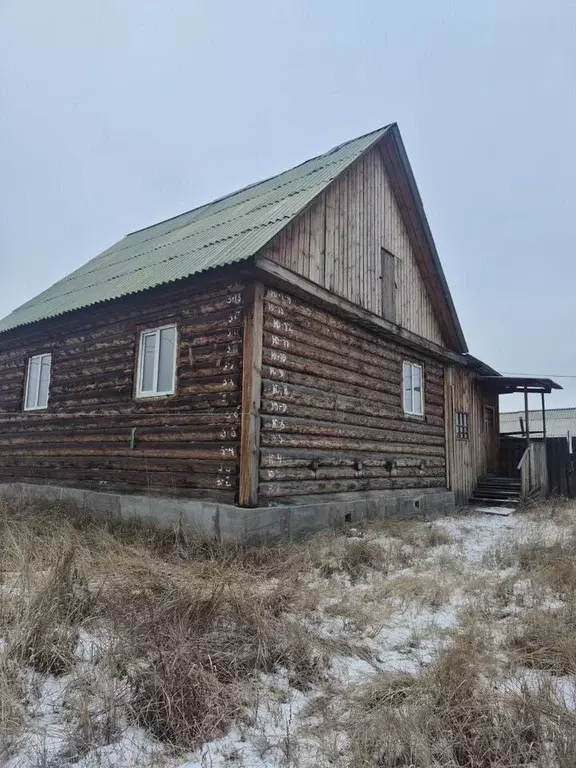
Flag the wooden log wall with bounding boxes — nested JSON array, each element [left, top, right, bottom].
[[445, 365, 500, 504], [258, 287, 447, 502], [264, 145, 445, 346], [0, 271, 247, 502]]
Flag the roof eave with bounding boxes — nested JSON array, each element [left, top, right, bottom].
[[383, 124, 468, 354]]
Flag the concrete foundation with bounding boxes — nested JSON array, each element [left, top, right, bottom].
[[0, 483, 455, 545]]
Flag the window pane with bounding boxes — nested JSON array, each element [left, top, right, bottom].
[[403, 362, 413, 412], [141, 333, 156, 392], [413, 381, 423, 415], [158, 327, 176, 393], [37, 356, 51, 408], [412, 365, 423, 415], [26, 358, 40, 409]]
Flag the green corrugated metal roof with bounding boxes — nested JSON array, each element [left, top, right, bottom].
[[0, 126, 391, 334]]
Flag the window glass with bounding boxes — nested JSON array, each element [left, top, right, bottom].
[[456, 411, 470, 439], [141, 333, 157, 393], [403, 361, 423, 416], [38, 355, 52, 408], [403, 362, 413, 413], [412, 365, 422, 415], [25, 358, 40, 409], [157, 326, 176, 393], [137, 326, 177, 397], [24, 354, 51, 410]]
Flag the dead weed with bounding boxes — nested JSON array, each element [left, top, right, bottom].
[[346, 629, 576, 767]]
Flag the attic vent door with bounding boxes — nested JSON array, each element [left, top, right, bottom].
[[381, 248, 397, 322]]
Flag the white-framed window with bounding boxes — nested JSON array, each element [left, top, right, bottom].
[[136, 325, 178, 398], [24, 353, 52, 411], [455, 411, 470, 440], [402, 361, 424, 416]]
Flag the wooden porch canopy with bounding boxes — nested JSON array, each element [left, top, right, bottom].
[[481, 376, 562, 452], [478, 376, 562, 395]]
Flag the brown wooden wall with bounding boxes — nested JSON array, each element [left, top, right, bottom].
[[263, 145, 445, 346], [0, 270, 247, 502], [445, 365, 499, 504], [258, 287, 447, 502]]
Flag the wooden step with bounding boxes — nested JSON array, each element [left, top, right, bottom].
[[469, 496, 519, 506], [477, 478, 521, 487], [472, 490, 521, 499], [475, 486, 520, 494]]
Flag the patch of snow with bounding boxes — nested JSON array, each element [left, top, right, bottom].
[[5, 673, 71, 767], [74, 626, 115, 663], [191, 671, 319, 768], [434, 512, 519, 564], [4, 508, 575, 768], [73, 727, 168, 767], [512, 578, 535, 608]]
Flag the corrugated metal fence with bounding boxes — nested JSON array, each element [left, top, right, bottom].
[[547, 437, 576, 497]]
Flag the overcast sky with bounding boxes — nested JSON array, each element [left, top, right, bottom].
[[1, 0, 575, 412]]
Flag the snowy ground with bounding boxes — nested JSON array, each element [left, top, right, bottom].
[[2, 504, 576, 767]]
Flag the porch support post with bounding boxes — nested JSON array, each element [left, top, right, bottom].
[[524, 387, 530, 448], [524, 386, 531, 492], [541, 390, 548, 495]]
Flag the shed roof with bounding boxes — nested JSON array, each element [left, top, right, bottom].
[[479, 376, 562, 394], [0, 128, 390, 334]]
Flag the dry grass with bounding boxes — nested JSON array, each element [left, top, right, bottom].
[[8, 547, 94, 675], [0, 495, 339, 755], [340, 538, 385, 581], [376, 572, 455, 609], [0, 657, 23, 760], [510, 605, 576, 676], [345, 629, 576, 768], [516, 536, 576, 598], [375, 518, 454, 549], [3, 494, 576, 766]]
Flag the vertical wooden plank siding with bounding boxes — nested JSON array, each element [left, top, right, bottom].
[[258, 287, 446, 502], [0, 272, 247, 501], [239, 282, 264, 507], [445, 365, 500, 504], [264, 146, 444, 346]]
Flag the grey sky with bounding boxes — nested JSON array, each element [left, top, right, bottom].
[[1, 0, 575, 412]]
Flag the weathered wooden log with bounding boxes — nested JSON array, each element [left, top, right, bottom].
[[264, 289, 445, 375], [261, 397, 444, 432], [260, 433, 444, 456], [260, 447, 445, 468], [0, 270, 245, 496], [259, 476, 445, 498], [261, 415, 445, 445], [260, 465, 446, 482]]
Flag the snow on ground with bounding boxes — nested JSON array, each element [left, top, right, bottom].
[[185, 511, 526, 768], [3, 508, 574, 768]]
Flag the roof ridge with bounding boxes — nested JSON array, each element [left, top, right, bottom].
[[125, 125, 391, 239], [51, 176, 331, 287], [0, 124, 398, 334]]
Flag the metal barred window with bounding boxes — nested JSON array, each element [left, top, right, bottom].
[[455, 411, 470, 440]]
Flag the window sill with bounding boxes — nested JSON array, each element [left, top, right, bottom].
[[135, 391, 176, 400], [403, 412, 426, 423]]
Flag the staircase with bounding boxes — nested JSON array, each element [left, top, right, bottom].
[[469, 476, 521, 506]]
